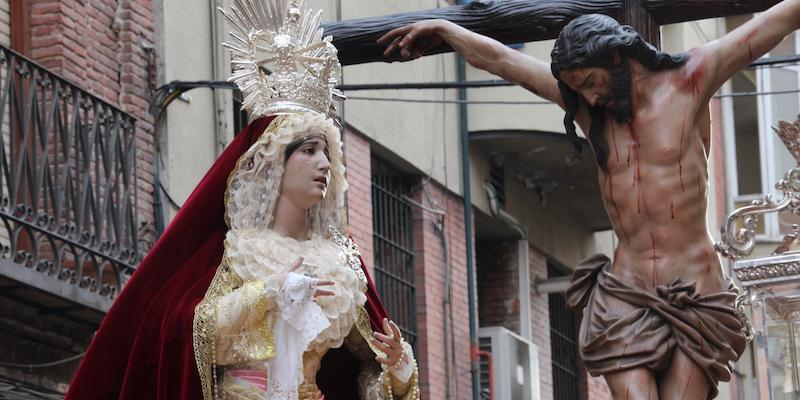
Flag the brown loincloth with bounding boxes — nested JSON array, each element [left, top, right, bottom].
[[565, 254, 748, 399]]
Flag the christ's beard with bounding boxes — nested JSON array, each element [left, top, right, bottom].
[[607, 62, 632, 123], [609, 97, 631, 123]]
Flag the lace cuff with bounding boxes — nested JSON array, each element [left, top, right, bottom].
[[387, 340, 414, 383], [381, 340, 420, 399], [277, 272, 317, 330]]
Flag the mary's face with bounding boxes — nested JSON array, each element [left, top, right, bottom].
[[280, 134, 331, 211]]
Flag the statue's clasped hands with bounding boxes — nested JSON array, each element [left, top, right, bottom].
[[276, 258, 406, 368], [275, 256, 336, 300]]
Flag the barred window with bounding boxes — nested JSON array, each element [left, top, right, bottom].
[[371, 157, 417, 347], [548, 262, 581, 400]]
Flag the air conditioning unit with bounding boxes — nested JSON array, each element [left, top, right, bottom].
[[478, 326, 540, 400]]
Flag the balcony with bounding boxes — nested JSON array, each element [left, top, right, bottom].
[[0, 45, 140, 321]]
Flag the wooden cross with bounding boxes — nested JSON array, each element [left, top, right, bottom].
[[323, 0, 782, 66]]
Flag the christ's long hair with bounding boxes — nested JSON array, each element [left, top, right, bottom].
[[551, 14, 688, 170]]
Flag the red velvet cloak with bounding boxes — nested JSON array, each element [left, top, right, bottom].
[[65, 117, 389, 399]]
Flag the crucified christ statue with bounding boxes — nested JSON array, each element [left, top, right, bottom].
[[379, 1, 800, 398]]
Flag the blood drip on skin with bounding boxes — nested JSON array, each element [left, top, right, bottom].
[[686, 67, 705, 98], [742, 29, 759, 61], [608, 174, 630, 244], [651, 233, 657, 286], [678, 106, 687, 192], [611, 123, 620, 162], [671, 202, 675, 220], [697, 174, 704, 195], [678, 50, 706, 99], [629, 123, 658, 284], [626, 144, 631, 167], [630, 122, 658, 284], [630, 127, 643, 213], [681, 358, 694, 397]]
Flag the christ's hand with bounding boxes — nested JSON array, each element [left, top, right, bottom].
[[378, 20, 447, 59]]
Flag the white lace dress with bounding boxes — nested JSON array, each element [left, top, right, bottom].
[[212, 228, 367, 399]]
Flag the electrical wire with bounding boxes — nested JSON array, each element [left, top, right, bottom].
[[150, 80, 237, 118], [158, 179, 182, 210], [150, 56, 800, 112], [149, 56, 800, 213], [346, 87, 800, 105], [0, 352, 85, 369], [714, 88, 800, 98], [347, 96, 553, 105]]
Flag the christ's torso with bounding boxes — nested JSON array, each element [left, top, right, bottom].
[[590, 64, 726, 295]]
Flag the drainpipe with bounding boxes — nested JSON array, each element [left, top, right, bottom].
[[484, 183, 531, 341], [434, 216, 455, 400], [210, 0, 228, 154], [484, 182, 526, 238], [454, 0, 479, 396]]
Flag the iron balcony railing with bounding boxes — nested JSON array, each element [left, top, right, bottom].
[[0, 45, 139, 312]]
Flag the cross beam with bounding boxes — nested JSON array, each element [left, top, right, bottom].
[[324, 0, 781, 65]]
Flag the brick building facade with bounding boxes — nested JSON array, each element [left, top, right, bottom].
[[344, 127, 474, 400], [25, 0, 156, 228], [0, 1, 746, 399], [0, 0, 156, 394]]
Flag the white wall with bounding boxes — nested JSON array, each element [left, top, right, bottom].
[[0, 0, 9, 47], [155, 0, 232, 221], [335, 1, 464, 194], [466, 40, 566, 135]]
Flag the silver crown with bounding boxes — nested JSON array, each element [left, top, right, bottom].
[[220, 0, 343, 117]]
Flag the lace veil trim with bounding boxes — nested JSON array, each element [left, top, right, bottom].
[[224, 113, 348, 237]]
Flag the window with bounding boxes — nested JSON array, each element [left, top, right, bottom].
[[371, 156, 417, 347], [489, 158, 506, 207], [727, 31, 800, 239], [548, 262, 581, 400]]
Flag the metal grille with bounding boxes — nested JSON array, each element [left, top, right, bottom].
[[548, 263, 581, 400], [371, 157, 416, 347], [478, 336, 492, 400], [0, 45, 139, 308], [0, 375, 63, 400], [489, 158, 505, 206]]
